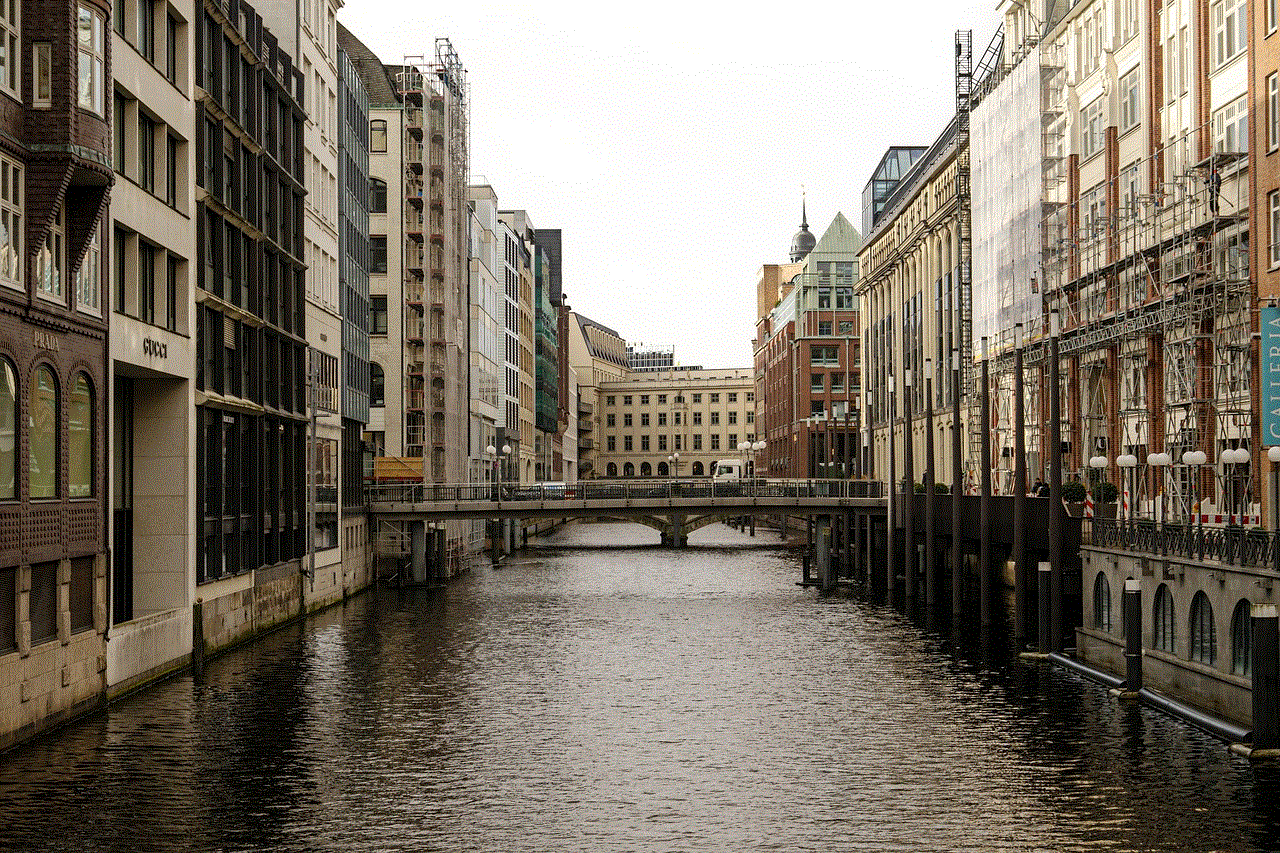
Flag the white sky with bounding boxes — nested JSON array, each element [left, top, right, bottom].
[[339, 1, 998, 368]]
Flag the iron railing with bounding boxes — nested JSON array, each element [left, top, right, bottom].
[[367, 478, 885, 505], [1092, 518, 1277, 568]]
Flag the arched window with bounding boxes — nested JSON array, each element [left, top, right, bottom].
[[692, 461, 704, 476], [1153, 583, 1175, 653], [640, 462, 651, 477], [0, 358, 14, 500], [606, 462, 617, 477], [370, 178, 387, 213], [1190, 591, 1216, 665], [369, 363, 384, 407], [657, 461, 668, 477], [1093, 572, 1111, 631], [29, 365, 58, 499], [1232, 599, 1252, 676], [370, 119, 387, 153], [68, 373, 92, 498], [623, 462, 634, 477]]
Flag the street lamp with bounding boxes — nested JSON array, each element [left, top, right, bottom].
[[1117, 453, 1138, 533], [1183, 449, 1208, 560], [1268, 446, 1280, 574], [668, 451, 679, 479], [1221, 446, 1251, 524], [1148, 451, 1171, 554]]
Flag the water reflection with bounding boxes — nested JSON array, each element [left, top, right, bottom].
[[0, 520, 1275, 852]]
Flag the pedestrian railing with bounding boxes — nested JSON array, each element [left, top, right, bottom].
[[1092, 518, 1278, 569], [366, 478, 885, 506]]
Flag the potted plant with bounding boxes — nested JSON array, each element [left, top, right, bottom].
[[933, 482, 950, 494], [1061, 480, 1087, 516], [1093, 481, 1119, 519]]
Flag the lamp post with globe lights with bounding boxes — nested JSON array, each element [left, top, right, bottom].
[[1147, 452, 1172, 555], [1182, 449, 1208, 560]]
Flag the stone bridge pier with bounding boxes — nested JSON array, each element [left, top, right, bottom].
[[659, 513, 688, 548]]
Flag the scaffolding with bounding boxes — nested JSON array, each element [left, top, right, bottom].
[[1033, 115, 1254, 525]]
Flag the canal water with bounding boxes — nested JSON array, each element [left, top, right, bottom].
[[2, 521, 1280, 852]]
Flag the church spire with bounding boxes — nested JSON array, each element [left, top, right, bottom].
[[790, 190, 816, 263]]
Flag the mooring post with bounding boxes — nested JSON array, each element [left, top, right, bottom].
[[904, 369, 915, 607], [490, 519, 501, 564], [818, 516, 832, 591], [925, 358, 936, 611], [1038, 561, 1051, 654], [411, 520, 427, 584], [802, 552, 812, 585], [1253, 603, 1279, 751], [1008, 327, 1029, 640], [191, 598, 205, 679], [950, 349, 963, 622], [980, 337, 992, 627], [1123, 578, 1142, 694], [1048, 309, 1063, 652]]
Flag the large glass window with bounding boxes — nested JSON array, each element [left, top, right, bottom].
[[1212, 95, 1248, 154], [35, 205, 63, 301], [33, 42, 50, 108], [1081, 96, 1105, 159], [29, 366, 57, 499], [76, 224, 101, 313], [1190, 591, 1216, 664], [1119, 66, 1139, 133], [1211, 0, 1246, 69], [78, 4, 105, 115], [1232, 599, 1252, 676], [370, 178, 387, 213], [1153, 583, 1175, 653], [68, 373, 93, 498], [0, 358, 13, 499], [370, 235, 386, 274], [0, 0, 17, 97], [0, 156, 20, 289], [369, 119, 386, 152]]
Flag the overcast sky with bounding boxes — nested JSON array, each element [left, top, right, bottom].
[[340, 2, 999, 368]]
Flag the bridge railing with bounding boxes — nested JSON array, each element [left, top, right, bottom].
[[366, 478, 885, 505]]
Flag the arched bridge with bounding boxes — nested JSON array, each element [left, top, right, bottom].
[[368, 479, 885, 546]]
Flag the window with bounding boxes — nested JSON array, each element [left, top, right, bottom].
[[369, 362, 384, 406], [138, 114, 155, 192], [623, 413, 632, 427], [1232, 599, 1252, 676], [166, 135, 178, 207], [0, 358, 13, 499], [640, 413, 649, 427], [0, 156, 20, 289], [370, 236, 387, 274], [165, 256, 178, 331], [138, 242, 155, 324], [369, 295, 387, 334], [1120, 66, 1139, 132], [75, 225, 100, 313], [33, 43, 50, 108], [710, 393, 719, 403], [728, 411, 737, 424], [657, 412, 666, 426], [69, 556, 93, 633], [658, 435, 667, 451], [29, 562, 56, 645], [623, 435, 632, 451], [746, 392, 754, 402], [640, 395, 649, 405], [658, 394, 667, 404], [29, 366, 57, 499], [606, 413, 615, 427], [0, 566, 13, 652], [1190, 591, 1216, 664], [606, 396, 615, 406], [830, 374, 844, 394], [1081, 97, 1105, 160], [370, 178, 387, 213], [692, 411, 701, 425], [1092, 573, 1111, 631], [727, 393, 737, 403], [165, 13, 178, 82], [137, 0, 154, 60], [1154, 583, 1175, 653], [835, 287, 853, 309], [623, 395, 632, 405], [113, 93, 126, 173], [68, 373, 93, 497], [692, 393, 701, 403], [641, 436, 649, 451], [370, 119, 387, 152], [811, 346, 839, 365], [709, 411, 719, 425], [1271, 0, 1278, 34], [0, 0, 16, 97], [1211, 0, 1246, 69], [1213, 95, 1248, 153], [811, 373, 824, 393], [78, 5, 105, 115], [692, 434, 702, 450], [818, 320, 832, 336], [1270, 74, 1279, 152], [1271, 192, 1280, 268], [606, 436, 615, 452], [36, 206, 63, 300]]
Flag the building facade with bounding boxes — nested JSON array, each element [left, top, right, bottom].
[[566, 312, 628, 479], [596, 369, 756, 478], [0, 0, 114, 748]]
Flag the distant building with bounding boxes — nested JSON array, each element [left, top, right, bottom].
[[566, 314, 629, 478]]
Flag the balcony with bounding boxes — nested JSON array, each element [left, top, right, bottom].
[[406, 108, 424, 133], [1092, 518, 1277, 569], [405, 280, 424, 306], [406, 389, 425, 410]]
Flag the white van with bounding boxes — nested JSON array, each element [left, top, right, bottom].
[[711, 459, 744, 480]]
